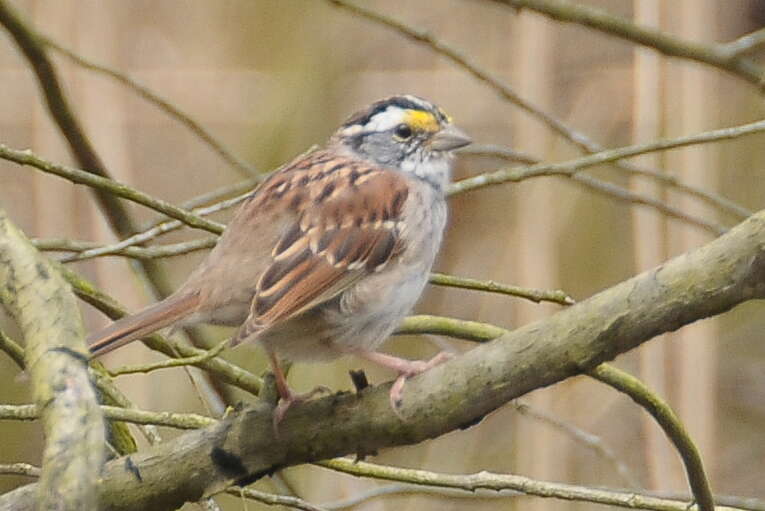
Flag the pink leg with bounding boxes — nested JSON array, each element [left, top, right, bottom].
[[352, 350, 454, 411], [268, 352, 329, 433]]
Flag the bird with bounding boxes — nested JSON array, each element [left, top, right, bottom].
[[88, 94, 472, 424]]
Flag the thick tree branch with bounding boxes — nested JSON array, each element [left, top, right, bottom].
[[4, 208, 765, 511], [0, 208, 104, 510]]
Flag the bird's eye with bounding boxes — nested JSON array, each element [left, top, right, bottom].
[[393, 124, 413, 140]]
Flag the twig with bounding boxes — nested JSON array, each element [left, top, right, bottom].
[[0, 144, 224, 235], [179, 177, 261, 210], [722, 27, 765, 58], [227, 487, 328, 511], [589, 364, 715, 511], [318, 458, 736, 511], [329, 0, 751, 225], [569, 172, 725, 235], [321, 483, 523, 509], [489, 0, 765, 90], [468, 145, 751, 221], [34, 237, 216, 261], [0, 0, 137, 237], [451, 118, 765, 230], [0, 328, 25, 369], [320, 481, 765, 511], [56, 265, 263, 395], [512, 401, 640, 488], [429, 273, 574, 305], [67, 193, 249, 262], [0, 403, 215, 430], [397, 315, 507, 342], [0, 463, 41, 478], [108, 339, 228, 377], [40, 36, 258, 178]]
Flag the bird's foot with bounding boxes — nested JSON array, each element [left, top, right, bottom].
[[388, 351, 454, 412], [350, 349, 455, 414], [272, 385, 331, 434]]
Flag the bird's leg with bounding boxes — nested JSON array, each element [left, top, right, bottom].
[[267, 351, 329, 432], [351, 350, 454, 411]]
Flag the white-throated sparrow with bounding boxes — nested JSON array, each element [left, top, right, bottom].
[[89, 95, 471, 423]]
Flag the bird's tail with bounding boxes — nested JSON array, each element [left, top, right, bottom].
[[88, 293, 200, 357]]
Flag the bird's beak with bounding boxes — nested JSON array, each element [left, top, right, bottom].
[[430, 124, 472, 151]]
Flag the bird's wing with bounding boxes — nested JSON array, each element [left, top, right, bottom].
[[231, 155, 409, 345]]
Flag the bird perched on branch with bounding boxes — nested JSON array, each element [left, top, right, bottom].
[[88, 95, 471, 425]]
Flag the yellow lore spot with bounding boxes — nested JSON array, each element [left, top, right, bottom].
[[404, 110, 440, 132]]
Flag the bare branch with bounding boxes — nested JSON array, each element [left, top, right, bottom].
[[56, 265, 263, 395], [40, 36, 258, 178], [319, 458, 739, 511], [590, 364, 714, 511], [0, 464, 41, 478], [511, 401, 640, 488], [0, 329, 24, 369], [0, 403, 215, 430], [228, 487, 328, 511], [722, 27, 765, 58], [329, 0, 752, 226], [489, 0, 765, 90], [0, 144, 224, 235], [0, 0, 137, 236], [468, 145, 751, 222], [429, 273, 574, 305]]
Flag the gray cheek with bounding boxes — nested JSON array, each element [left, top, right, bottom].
[[360, 134, 404, 166]]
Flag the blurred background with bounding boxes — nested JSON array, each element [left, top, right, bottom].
[[1, 0, 764, 509]]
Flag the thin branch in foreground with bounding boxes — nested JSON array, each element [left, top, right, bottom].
[[429, 273, 574, 305], [320, 483, 523, 509], [317, 476, 765, 511], [0, 464, 41, 478], [722, 27, 765, 58], [451, 118, 765, 228], [467, 145, 751, 222], [178, 177, 261, 211], [66, 193, 249, 262], [107, 339, 229, 377], [33, 237, 217, 261], [0, 144, 224, 235], [0, 403, 216, 430], [397, 314, 508, 343], [0, 328, 25, 369], [57, 265, 263, 396], [318, 459, 736, 511], [589, 364, 715, 511], [40, 36, 258, 179], [228, 487, 328, 511]]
